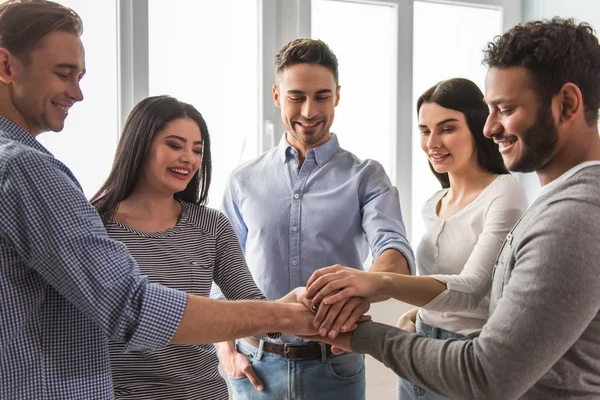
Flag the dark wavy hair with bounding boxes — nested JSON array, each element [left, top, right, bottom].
[[483, 17, 600, 125], [275, 38, 339, 86], [417, 78, 508, 188], [91, 95, 212, 219]]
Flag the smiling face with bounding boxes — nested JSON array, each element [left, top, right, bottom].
[[483, 67, 558, 172], [273, 63, 340, 152], [418, 102, 478, 177], [139, 117, 204, 195], [5, 31, 85, 135]]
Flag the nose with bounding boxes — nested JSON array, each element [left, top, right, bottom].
[[483, 113, 503, 139], [69, 81, 84, 102], [301, 98, 317, 119], [426, 133, 441, 149]]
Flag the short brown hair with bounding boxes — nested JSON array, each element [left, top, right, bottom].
[[275, 38, 339, 86], [0, 0, 83, 61]]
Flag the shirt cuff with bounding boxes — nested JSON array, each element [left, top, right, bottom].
[[124, 282, 187, 351]]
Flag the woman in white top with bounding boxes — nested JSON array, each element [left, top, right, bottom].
[[304, 78, 528, 400]]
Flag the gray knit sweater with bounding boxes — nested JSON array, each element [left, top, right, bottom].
[[353, 165, 600, 399]]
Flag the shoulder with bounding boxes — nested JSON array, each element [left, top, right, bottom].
[[484, 174, 528, 210], [229, 148, 279, 180], [0, 141, 62, 184], [182, 202, 232, 235]]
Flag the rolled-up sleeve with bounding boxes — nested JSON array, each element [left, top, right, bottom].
[[360, 161, 415, 274]]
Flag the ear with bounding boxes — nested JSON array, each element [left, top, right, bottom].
[[556, 82, 582, 124], [0, 47, 16, 84], [334, 85, 341, 107], [272, 84, 281, 108]]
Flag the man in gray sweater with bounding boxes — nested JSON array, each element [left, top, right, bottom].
[[305, 18, 600, 399]]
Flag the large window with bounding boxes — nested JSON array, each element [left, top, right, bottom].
[[148, 0, 260, 207], [312, 0, 397, 178], [411, 1, 502, 244], [38, 0, 119, 198]]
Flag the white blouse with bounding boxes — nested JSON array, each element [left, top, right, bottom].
[[417, 174, 528, 335]]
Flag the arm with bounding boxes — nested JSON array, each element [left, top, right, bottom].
[[307, 181, 527, 311], [346, 201, 600, 399], [360, 161, 415, 276]]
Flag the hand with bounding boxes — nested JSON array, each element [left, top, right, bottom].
[[218, 342, 263, 391], [281, 302, 320, 336], [396, 307, 418, 333], [313, 296, 371, 338], [305, 265, 384, 306]]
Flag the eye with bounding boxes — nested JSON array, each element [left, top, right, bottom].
[[167, 143, 182, 150], [56, 73, 69, 81], [193, 149, 203, 155], [441, 126, 455, 133], [316, 96, 330, 101], [289, 97, 304, 102], [499, 107, 515, 116], [419, 130, 430, 136]]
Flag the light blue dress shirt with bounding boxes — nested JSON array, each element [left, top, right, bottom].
[[220, 133, 415, 308]]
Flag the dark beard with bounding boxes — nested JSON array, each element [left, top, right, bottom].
[[509, 107, 558, 173]]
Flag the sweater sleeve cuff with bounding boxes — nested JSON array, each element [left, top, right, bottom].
[[351, 321, 396, 356]]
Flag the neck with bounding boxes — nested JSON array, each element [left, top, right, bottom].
[[446, 165, 495, 200], [0, 89, 37, 137], [118, 186, 179, 219], [537, 127, 600, 186], [286, 131, 331, 164]]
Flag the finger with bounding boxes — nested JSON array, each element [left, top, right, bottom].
[[326, 299, 358, 338], [338, 299, 370, 333], [305, 274, 338, 300], [242, 365, 264, 391], [358, 314, 372, 322], [321, 287, 356, 305], [331, 345, 345, 355], [310, 279, 349, 305], [306, 265, 343, 290], [313, 301, 332, 330], [318, 299, 348, 336]]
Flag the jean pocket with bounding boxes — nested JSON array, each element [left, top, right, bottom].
[[326, 352, 365, 382]]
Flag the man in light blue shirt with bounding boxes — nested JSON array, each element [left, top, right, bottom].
[[218, 38, 415, 400]]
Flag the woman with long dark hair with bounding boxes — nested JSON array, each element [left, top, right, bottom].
[[91, 95, 266, 400], [303, 78, 528, 400]]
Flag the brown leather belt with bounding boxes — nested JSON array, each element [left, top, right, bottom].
[[243, 337, 331, 361]]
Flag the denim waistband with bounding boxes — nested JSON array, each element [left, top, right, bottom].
[[416, 317, 466, 340]]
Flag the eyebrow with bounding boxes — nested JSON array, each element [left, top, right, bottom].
[[286, 89, 333, 95], [484, 97, 511, 106], [418, 118, 459, 128], [165, 134, 203, 145]]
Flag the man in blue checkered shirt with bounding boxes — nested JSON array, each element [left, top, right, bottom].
[[0, 1, 326, 398]]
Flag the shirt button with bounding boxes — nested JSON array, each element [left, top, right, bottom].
[[294, 193, 300, 199], [292, 260, 298, 266], [292, 226, 298, 232]]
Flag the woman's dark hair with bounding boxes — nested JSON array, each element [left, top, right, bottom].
[[417, 78, 508, 188], [91, 95, 212, 219]]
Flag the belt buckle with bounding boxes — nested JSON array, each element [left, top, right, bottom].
[[283, 343, 302, 358]]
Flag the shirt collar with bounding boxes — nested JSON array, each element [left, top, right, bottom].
[[277, 132, 340, 167], [0, 116, 51, 155]]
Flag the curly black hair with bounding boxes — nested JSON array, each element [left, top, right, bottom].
[[483, 17, 600, 125]]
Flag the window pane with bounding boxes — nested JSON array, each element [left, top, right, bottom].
[[311, 0, 396, 178], [411, 1, 502, 245], [148, 0, 259, 207], [38, 0, 119, 197]]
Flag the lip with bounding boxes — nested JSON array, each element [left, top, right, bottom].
[[429, 153, 451, 163], [493, 136, 518, 155], [167, 166, 192, 181], [295, 120, 322, 132]]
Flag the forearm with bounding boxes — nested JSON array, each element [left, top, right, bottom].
[[369, 249, 411, 302], [171, 295, 298, 345], [379, 274, 447, 307]]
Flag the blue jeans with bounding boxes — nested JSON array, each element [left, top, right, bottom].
[[397, 317, 466, 400], [229, 338, 365, 400]]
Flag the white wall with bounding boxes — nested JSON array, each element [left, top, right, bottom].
[[516, 0, 600, 201]]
